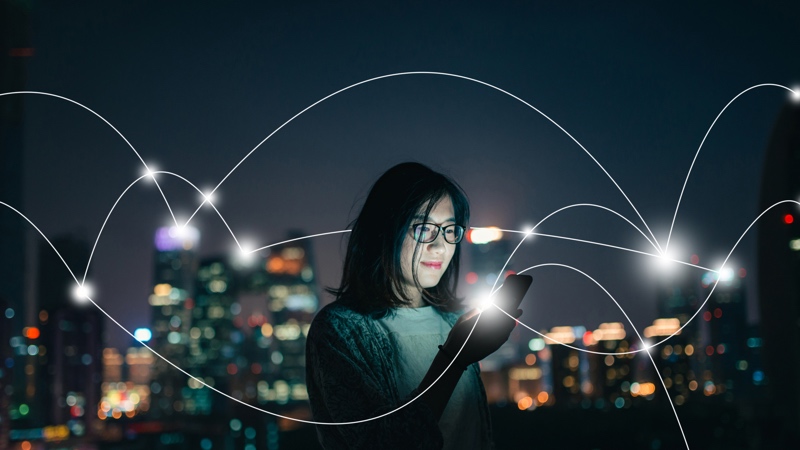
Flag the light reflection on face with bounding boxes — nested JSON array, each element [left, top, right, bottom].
[[399, 196, 457, 306]]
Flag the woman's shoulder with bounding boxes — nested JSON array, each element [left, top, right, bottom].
[[308, 300, 375, 338]]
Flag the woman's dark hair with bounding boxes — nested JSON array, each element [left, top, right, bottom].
[[328, 162, 470, 316]]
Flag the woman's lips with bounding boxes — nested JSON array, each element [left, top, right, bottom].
[[421, 262, 442, 269]]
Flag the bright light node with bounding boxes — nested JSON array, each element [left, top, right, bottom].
[[719, 267, 735, 282], [201, 189, 216, 206], [790, 86, 800, 103], [142, 164, 158, 181], [653, 244, 683, 274], [72, 283, 93, 303], [170, 225, 186, 238], [235, 241, 257, 266], [522, 224, 536, 236], [477, 296, 495, 312]]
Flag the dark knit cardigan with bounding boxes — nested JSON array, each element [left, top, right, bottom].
[[305, 301, 495, 449]]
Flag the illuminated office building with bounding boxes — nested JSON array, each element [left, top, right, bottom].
[[149, 226, 199, 419], [757, 99, 800, 442], [183, 256, 241, 416], [583, 323, 639, 410], [261, 231, 319, 402], [543, 326, 589, 409], [644, 318, 696, 406], [99, 347, 153, 420]]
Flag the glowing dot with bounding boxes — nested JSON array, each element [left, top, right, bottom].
[[465, 272, 478, 284], [144, 166, 156, 180], [713, 308, 722, 319], [790, 88, 800, 103], [703, 311, 712, 321], [738, 268, 747, 278], [719, 267, 734, 282], [784, 214, 794, 224], [478, 296, 494, 311], [690, 254, 699, 265], [72, 284, 93, 303], [201, 190, 216, 205]]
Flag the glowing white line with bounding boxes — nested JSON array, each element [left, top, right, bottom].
[[654, 199, 800, 348], [493, 263, 641, 355], [502, 201, 798, 354], [82, 291, 485, 426], [0, 91, 180, 228], [491, 262, 690, 447], [1, 202, 83, 286], [0, 198, 488, 426], [248, 230, 352, 253], [665, 83, 796, 253], [3, 85, 793, 444], [494, 228, 716, 272], [475, 202, 659, 251], [82, 174, 150, 284], [179, 72, 662, 252]]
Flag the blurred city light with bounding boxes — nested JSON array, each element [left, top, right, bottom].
[[133, 328, 152, 342], [467, 227, 503, 244]]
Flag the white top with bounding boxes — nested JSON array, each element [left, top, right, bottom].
[[377, 305, 488, 450]]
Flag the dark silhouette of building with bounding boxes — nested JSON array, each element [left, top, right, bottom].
[[757, 99, 800, 444], [36, 233, 103, 439], [0, 0, 32, 446]]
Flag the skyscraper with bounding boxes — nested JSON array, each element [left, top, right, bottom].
[[149, 226, 199, 419], [757, 99, 800, 443]]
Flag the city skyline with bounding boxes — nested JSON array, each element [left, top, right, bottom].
[[3, 1, 800, 448]]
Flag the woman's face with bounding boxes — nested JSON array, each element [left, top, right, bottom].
[[399, 196, 457, 305]]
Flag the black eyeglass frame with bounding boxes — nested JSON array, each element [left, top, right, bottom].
[[410, 223, 466, 244]]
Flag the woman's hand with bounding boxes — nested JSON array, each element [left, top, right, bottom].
[[441, 306, 523, 369]]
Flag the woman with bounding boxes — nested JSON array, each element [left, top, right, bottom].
[[305, 162, 522, 449]]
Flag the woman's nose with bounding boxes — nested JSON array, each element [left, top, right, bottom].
[[427, 234, 445, 252]]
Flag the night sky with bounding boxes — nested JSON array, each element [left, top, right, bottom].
[[15, 1, 800, 351]]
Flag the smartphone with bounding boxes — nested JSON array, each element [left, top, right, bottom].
[[491, 274, 532, 313]]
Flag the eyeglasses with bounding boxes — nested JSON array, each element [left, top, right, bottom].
[[411, 223, 466, 244]]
